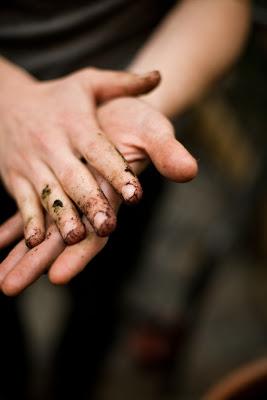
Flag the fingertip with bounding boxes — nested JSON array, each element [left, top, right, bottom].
[[93, 212, 117, 237], [1, 276, 22, 297], [164, 154, 198, 183], [122, 183, 143, 205], [151, 136, 198, 183], [145, 70, 161, 85], [25, 229, 46, 249], [137, 70, 161, 94], [49, 259, 83, 285], [63, 224, 86, 245], [48, 268, 70, 285], [175, 155, 198, 183]]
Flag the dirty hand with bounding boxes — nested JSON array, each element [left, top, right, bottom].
[[0, 96, 198, 295], [0, 64, 160, 248]]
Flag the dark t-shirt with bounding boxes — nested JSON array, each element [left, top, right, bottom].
[[0, 0, 175, 79]]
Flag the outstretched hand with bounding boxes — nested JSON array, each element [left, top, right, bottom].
[[0, 97, 197, 295], [0, 66, 159, 247]]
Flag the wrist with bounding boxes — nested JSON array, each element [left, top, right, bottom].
[[139, 92, 168, 116], [0, 57, 36, 92], [127, 65, 178, 118]]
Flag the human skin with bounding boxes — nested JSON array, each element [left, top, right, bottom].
[[0, 58, 161, 246], [0, 97, 197, 294], [130, 0, 252, 117], [0, 0, 251, 295]]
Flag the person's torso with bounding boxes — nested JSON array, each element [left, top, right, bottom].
[[0, 0, 175, 78]]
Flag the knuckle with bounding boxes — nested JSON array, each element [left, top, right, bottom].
[[56, 164, 75, 185], [156, 118, 174, 134], [144, 113, 174, 138], [78, 67, 98, 81], [31, 128, 53, 153], [57, 110, 76, 130]]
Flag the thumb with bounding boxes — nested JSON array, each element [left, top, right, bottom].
[[144, 132, 198, 183], [81, 68, 161, 103]]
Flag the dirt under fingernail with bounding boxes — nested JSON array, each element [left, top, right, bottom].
[[25, 229, 44, 249], [93, 211, 116, 237], [94, 211, 107, 230], [64, 225, 86, 245], [122, 183, 136, 199], [121, 183, 142, 204]]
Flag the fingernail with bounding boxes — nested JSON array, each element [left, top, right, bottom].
[[142, 70, 161, 81], [93, 212, 116, 237], [142, 70, 159, 77], [25, 229, 45, 249], [122, 183, 136, 200], [93, 212, 108, 231], [64, 225, 86, 245]]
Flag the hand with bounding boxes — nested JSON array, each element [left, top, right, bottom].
[[0, 97, 198, 295], [0, 64, 160, 247]]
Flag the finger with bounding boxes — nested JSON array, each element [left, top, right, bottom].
[[0, 213, 23, 249], [97, 97, 197, 182], [1, 223, 65, 296], [72, 121, 142, 204], [0, 240, 28, 287], [10, 174, 45, 248], [49, 168, 122, 285], [79, 69, 161, 103], [49, 217, 107, 285], [143, 129, 198, 183], [49, 152, 117, 237], [30, 162, 86, 245], [88, 165, 121, 212]]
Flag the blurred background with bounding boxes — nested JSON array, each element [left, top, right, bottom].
[[1, 2, 267, 400]]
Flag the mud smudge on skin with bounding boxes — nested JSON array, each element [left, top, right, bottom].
[[78, 191, 116, 237], [124, 166, 136, 177], [46, 231, 52, 240], [25, 228, 44, 249], [123, 181, 142, 205], [80, 156, 87, 164], [115, 147, 128, 164], [114, 148, 137, 179], [53, 199, 63, 208], [41, 184, 51, 201], [52, 199, 63, 214], [26, 216, 33, 225], [64, 224, 86, 245]]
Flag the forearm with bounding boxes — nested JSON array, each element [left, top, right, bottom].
[[129, 0, 252, 118]]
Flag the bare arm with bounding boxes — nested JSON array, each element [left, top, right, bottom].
[[130, 0, 252, 117], [0, 0, 251, 294]]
